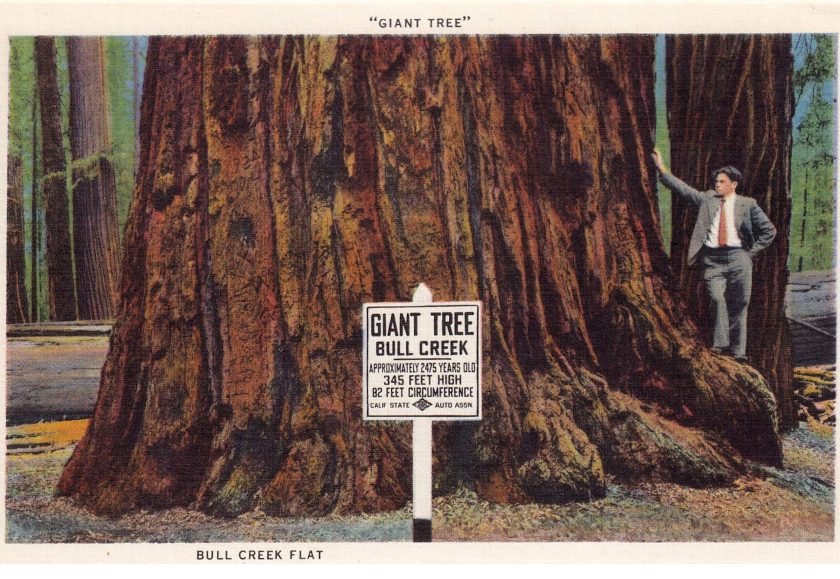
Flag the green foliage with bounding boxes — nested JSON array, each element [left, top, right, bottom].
[[794, 35, 835, 103], [8, 38, 34, 159], [106, 37, 138, 231], [790, 34, 836, 272], [8, 37, 45, 320]]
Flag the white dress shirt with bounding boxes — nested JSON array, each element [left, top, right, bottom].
[[704, 194, 742, 248]]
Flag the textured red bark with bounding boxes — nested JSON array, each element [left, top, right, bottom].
[[667, 35, 795, 429], [60, 36, 781, 517]]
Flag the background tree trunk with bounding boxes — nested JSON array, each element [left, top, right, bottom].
[[67, 37, 121, 320], [667, 35, 795, 429], [60, 36, 782, 517], [6, 155, 29, 323], [30, 63, 40, 322], [35, 36, 76, 322]]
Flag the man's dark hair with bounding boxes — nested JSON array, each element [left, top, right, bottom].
[[712, 166, 742, 185]]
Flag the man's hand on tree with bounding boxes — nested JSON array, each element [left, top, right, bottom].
[[652, 148, 667, 174]]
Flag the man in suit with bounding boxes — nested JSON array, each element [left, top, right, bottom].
[[652, 149, 777, 362]]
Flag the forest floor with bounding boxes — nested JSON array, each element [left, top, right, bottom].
[[5, 276, 836, 542], [5, 396, 834, 543]]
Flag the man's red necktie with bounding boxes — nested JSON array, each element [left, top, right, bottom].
[[718, 197, 728, 247]]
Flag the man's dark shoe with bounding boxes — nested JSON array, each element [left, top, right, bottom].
[[710, 347, 726, 355], [734, 355, 749, 363]]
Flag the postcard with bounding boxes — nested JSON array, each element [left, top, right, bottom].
[[1, 0, 838, 564]]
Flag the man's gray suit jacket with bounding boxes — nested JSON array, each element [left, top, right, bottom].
[[659, 172, 777, 266]]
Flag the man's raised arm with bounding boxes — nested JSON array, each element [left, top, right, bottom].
[[651, 148, 705, 206]]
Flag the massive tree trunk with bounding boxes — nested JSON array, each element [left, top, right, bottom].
[[6, 155, 29, 323], [667, 35, 795, 429], [60, 36, 782, 517], [35, 36, 76, 321], [67, 37, 121, 320]]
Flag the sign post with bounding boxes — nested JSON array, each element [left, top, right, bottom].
[[363, 283, 482, 542]]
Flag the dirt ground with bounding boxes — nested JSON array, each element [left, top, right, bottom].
[[5, 416, 834, 543]]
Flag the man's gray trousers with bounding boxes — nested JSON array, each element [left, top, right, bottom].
[[701, 247, 752, 358]]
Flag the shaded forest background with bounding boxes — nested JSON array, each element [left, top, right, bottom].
[[5, 34, 836, 321], [7, 37, 146, 322]]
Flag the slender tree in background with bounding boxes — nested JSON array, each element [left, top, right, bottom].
[[67, 36, 121, 320], [30, 62, 40, 322], [35, 36, 76, 321], [7, 156, 29, 323], [667, 35, 795, 428], [60, 37, 782, 517]]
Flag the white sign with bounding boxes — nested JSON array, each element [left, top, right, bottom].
[[363, 301, 482, 420]]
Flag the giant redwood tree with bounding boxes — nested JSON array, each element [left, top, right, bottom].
[[67, 36, 122, 320], [60, 36, 783, 517], [667, 35, 795, 429]]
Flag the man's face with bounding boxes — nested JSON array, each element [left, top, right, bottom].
[[715, 173, 738, 197]]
